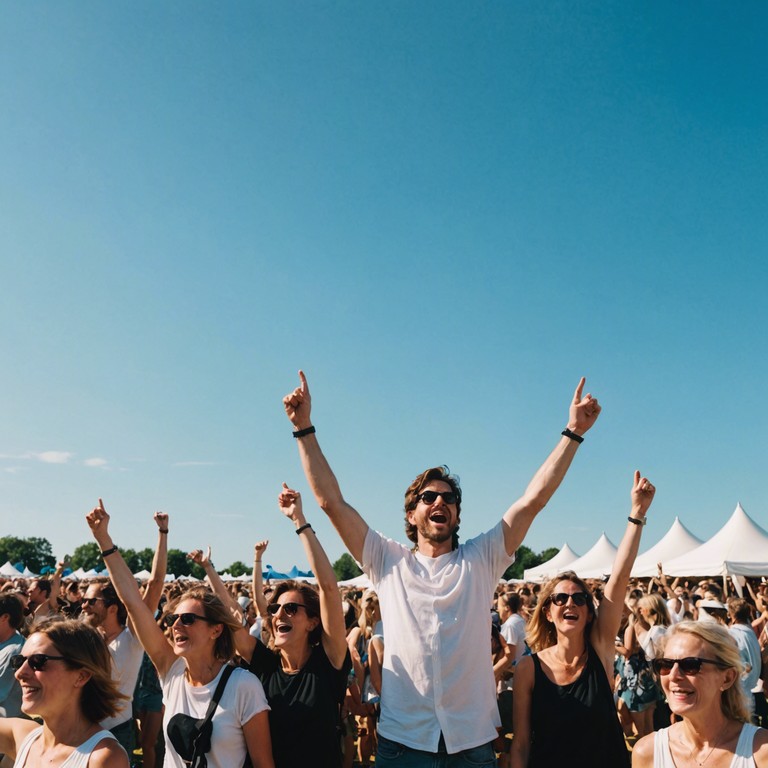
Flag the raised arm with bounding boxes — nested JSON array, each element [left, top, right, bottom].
[[279, 483, 348, 669], [46, 560, 66, 612], [188, 547, 258, 663], [86, 500, 176, 676], [283, 371, 368, 562], [252, 540, 269, 619], [141, 512, 169, 614], [502, 377, 601, 556], [591, 472, 656, 670]]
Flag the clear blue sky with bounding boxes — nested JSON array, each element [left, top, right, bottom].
[[1, 2, 766, 573]]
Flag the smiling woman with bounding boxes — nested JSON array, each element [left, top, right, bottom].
[[632, 622, 768, 768], [510, 471, 656, 768], [0, 617, 129, 767], [85, 500, 275, 768]]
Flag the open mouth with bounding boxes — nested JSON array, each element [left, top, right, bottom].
[[562, 611, 579, 621], [275, 623, 292, 635], [429, 511, 448, 524]]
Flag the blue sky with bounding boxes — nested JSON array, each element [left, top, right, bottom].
[[1, 2, 766, 573]]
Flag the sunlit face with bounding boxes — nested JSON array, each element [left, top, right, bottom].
[[80, 585, 109, 628], [167, 599, 222, 658], [407, 481, 459, 547], [659, 633, 737, 717], [15, 633, 86, 719], [546, 580, 591, 635], [270, 590, 318, 649]]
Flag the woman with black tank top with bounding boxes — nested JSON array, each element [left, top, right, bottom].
[[510, 471, 656, 768]]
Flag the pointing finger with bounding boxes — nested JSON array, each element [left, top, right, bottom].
[[573, 377, 585, 404], [98, 498, 106, 512], [298, 370, 308, 395]]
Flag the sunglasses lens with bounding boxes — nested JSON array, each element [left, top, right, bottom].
[[180, 614, 197, 626], [421, 491, 438, 503], [679, 659, 703, 674], [283, 603, 299, 617], [572, 594, 587, 606], [10, 655, 24, 670], [419, 491, 456, 504]]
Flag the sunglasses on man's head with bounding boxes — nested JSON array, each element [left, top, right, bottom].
[[266, 602, 308, 617], [11, 653, 68, 672], [549, 592, 590, 607], [416, 490, 457, 505], [652, 657, 729, 676], [163, 612, 214, 629]]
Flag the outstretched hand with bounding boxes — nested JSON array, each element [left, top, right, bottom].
[[278, 483, 305, 525], [567, 377, 601, 435], [254, 540, 269, 557], [283, 370, 312, 429], [631, 470, 656, 517]]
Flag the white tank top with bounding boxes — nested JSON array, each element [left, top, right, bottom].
[[654, 723, 760, 768], [14, 726, 119, 768]]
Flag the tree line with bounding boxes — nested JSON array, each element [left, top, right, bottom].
[[0, 535, 557, 583]]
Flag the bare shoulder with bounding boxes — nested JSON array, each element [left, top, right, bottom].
[[514, 655, 534, 687], [631, 732, 655, 767], [89, 736, 131, 768], [753, 726, 768, 768]]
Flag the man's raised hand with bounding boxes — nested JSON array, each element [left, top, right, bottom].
[[631, 470, 656, 518], [283, 370, 312, 429], [154, 511, 169, 531], [568, 377, 601, 435]]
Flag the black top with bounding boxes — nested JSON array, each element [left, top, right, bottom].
[[529, 643, 630, 768], [247, 641, 350, 768]]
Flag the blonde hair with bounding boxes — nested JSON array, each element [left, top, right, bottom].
[[526, 572, 596, 653], [659, 621, 749, 723], [638, 593, 671, 627]]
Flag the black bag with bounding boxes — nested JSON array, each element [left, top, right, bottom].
[[167, 665, 236, 768]]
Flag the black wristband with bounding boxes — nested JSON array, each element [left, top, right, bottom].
[[295, 523, 314, 536], [627, 516, 647, 526], [101, 545, 119, 558], [159, 529, 169, 534], [561, 428, 584, 444], [293, 426, 316, 439]]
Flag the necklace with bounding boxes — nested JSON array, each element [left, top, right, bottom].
[[679, 734, 723, 766]]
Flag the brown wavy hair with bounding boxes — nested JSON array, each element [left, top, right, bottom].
[[526, 571, 596, 653], [33, 617, 128, 722], [403, 466, 462, 550]]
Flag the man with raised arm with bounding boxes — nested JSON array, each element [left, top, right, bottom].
[[283, 371, 601, 766]]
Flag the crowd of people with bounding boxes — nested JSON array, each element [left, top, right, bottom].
[[0, 372, 767, 767]]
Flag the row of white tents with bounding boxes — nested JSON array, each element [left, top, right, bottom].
[[524, 503, 768, 584]]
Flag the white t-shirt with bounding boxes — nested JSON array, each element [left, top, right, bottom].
[[161, 658, 269, 768], [101, 626, 145, 730], [363, 521, 514, 754], [500, 613, 527, 664]]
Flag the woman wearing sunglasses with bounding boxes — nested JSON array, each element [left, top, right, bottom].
[[632, 621, 768, 767], [192, 484, 350, 768], [510, 471, 656, 768], [0, 617, 129, 767], [86, 500, 275, 768]]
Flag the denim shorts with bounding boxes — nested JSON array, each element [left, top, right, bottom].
[[376, 735, 497, 767]]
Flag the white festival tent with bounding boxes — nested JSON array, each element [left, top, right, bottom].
[[630, 517, 704, 578], [523, 543, 581, 583], [662, 503, 768, 578], [558, 533, 619, 580], [0, 561, 23, 577]]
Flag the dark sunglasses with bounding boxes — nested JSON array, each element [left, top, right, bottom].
[[267, 602, 308, 617], [11, 653, 69, 671], [80, 597, 107, 606], [416, 490, 458, 505], [163, 612, 214, 629], [550, 592, 590, 607], [652, 657, 729, 676]]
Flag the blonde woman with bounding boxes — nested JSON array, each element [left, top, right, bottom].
[[633, 621, 768, 767]]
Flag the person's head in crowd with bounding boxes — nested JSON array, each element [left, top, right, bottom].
[[726, 597, 753, 626], [163, 587, 241, 662], [0, 593, 24, 636], [403, 465, 462, 551], [527, 571, 597, 652], [703, 582, 724, 603], [15, 616, 127, 722], [697, 599, 728, 626], [80, 581, 128, 629], [267, 580, 322, 647], [638, 592, 672, 628], [654, 620, 748, 723], [27, 579, 51, 609]]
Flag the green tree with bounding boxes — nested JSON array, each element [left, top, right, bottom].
[[0, 536, 55, 574], [69, 542, 102, 571], [226, 561, 251, 578], [332, 553, 362, 581], [538, 547, 560, 565], [503, 545, 540, 580], [135, 548, 156, 572], [167, 549, 192, 578]]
